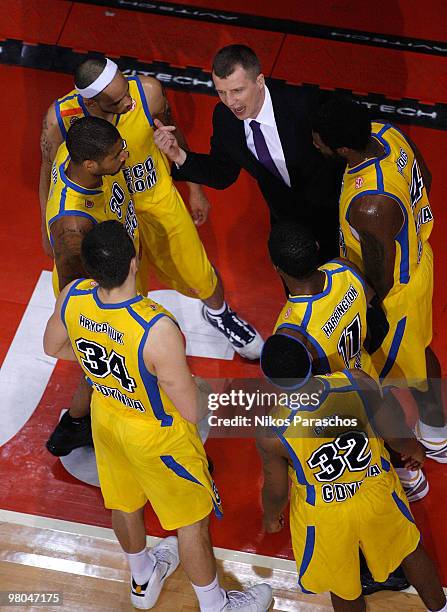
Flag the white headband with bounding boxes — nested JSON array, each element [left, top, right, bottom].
[[76, 58, 118, 98]]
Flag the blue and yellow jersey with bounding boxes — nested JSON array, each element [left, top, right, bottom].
[[46, 142, 139, 252], [339, 121, 433, 296], [274, 261, 374, 377], [276, 370, 390, 507], [55, 76, 173, 210], [62, 279, 180, 425]]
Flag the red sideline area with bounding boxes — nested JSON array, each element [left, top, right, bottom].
[[0, 65, 447, 578], [1, 1, 447, 103]]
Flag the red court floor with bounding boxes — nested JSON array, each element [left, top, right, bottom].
[[1, 63, 447, 582]]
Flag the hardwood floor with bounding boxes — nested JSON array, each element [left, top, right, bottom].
[[0, 522, 426, 611]]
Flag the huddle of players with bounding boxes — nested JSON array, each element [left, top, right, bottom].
[[41, 58, 447, 612]]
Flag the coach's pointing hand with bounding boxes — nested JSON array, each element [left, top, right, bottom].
[[153, 118, 187, 166]]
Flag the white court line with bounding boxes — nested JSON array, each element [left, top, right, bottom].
[[0, 271, 56, 446], [0, 508, 296, 572]]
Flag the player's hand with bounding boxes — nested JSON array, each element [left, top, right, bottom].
[[41, 222, 54, 258], [263, 512, 285, 533], [153, 118, 186, 165], [401, 440, 426, 470], [189, 187, 211, 226]]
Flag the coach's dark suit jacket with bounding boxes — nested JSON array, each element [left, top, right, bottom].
[[172, 84, 344, 262]]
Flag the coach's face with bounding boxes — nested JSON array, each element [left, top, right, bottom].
[[213, 64, 265, 121]]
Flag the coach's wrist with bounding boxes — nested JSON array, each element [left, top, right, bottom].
[[174, 148, 187, 168]]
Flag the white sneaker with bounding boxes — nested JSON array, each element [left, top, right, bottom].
[[203, 305, 264, 360], [415, 420, 447, 463], [397, 468, 429, 503], [130, 536, 179, 609], [220, 584, 273, 611]]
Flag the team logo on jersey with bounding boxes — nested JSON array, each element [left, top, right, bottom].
[[149, 304, 158, 310], [355, 177, 364, 189], [89, 281, 98, 287], [396, 147, 408, 174], [284, 307, 292, 319], [84, 199, 94, 208]]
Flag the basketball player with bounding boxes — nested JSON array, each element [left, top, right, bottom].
[[45, 116, 145, 454], [41, 59, 263, 455], [312, 99, 447, 468], [258, 335, 447, 612], [267, 222, 415, 591], [43, 220, 273, 612], [268, 221, 384, 378]]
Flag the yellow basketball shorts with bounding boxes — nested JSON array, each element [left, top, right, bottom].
[[91, 398, 223, 530], [372, 242, 433, 389], [136, 186, 217, 300], [290, 471, 420, 600]]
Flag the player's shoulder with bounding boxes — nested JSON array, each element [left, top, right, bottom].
[[132, 297, 176, 324], [136, 75, 164, 96]]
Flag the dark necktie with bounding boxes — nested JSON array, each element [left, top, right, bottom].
[[249, 120, 283, 181]]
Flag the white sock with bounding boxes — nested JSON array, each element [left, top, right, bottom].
[[192, 575, 227, 611], [125, 548, 155, 585], [429, 599, 447, 611], [418, 419, 447, 441], [205, 302, 227, 316]]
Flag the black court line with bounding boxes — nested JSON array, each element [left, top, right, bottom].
[[1, 39, 446, 131], [75, 0, 447, 57]]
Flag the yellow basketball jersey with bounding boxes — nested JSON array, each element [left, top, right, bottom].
[[339, 122, 433, 296], [274, 261, 374, 376], [55, 76, 173, 210], [46, 142, 139, 251], [276, 371, 391, 507], [62, 279, 180, 425]]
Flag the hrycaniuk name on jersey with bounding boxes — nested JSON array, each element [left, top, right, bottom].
[[321, 285, 359, 338], [79, 314, 124, 344], [321, 462, 382, 503], [90, 381, 145, 412]]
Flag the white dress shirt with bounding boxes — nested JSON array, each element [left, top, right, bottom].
[[244, 86, 291, 187]]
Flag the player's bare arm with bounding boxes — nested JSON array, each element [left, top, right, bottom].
[[43, 281, 78, 361], [143, 76, 211, 225], [144, 315, 209, 423], [256, 436, 289, 533], [50, 216, 93, 291], [349, 369, 425, 470], [40, 103, 63, 256], [349, 195, 403, 301]]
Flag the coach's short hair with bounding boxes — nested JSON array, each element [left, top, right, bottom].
[[212, 45, 261, 79], [74, 57, 107, 90], [312, 97, 371, 151], [268, 221, 319, 279], [66, 116, 121, 164], [81, 221, 136, 290]]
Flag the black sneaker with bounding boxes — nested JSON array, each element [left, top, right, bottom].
[[46, 411, 93, 457], [202, 305, 263, 360], [361, 567, 410, 596]]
